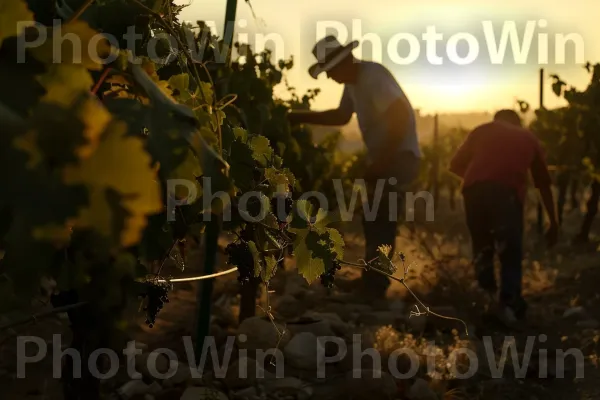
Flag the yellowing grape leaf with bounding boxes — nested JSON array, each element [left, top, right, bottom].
[[13, 97, 110, 170], [12, 130, 42, 169], [74, 96, 112, 159], [0, 0, 34, 48], [30, 20, 112, 70], [36, 64, 94, 107], [35, 64, 110, 159], [63, 120, 162, 247]]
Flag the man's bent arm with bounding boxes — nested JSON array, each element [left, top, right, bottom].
[[288, 108, 352, 126], [449, 132, 476, 178]]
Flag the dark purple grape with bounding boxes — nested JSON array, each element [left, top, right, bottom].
[[225, 241, 254, 285]]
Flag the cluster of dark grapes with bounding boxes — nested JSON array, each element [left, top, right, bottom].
[[225, 241, 255, 285], [271, 194, 293, 224], [319, 261, 341, 288], [142, 281, 170, 328]]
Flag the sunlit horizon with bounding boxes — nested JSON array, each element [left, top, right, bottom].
[[177, 0, 600, 114]]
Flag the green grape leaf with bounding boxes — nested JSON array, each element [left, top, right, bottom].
[[198, 81, 214, 105], [377, 244, 397, 274], [290, 228, 326, 282], [233, 127, 248, 141], [228, 138, 255, 191], [289, 199, 328, 232], [62, 120, 163, 248], [0, 0, 34, 49], [238, 192, 270, 222], [168, 73, 190, 96], [289, 198, 345, 282], [324, 228, 344, 260], [248, 240, 261, 278], [264, 167, 291, 193], [262, 255, 278, 282], [210, 109, 226, 130], [167, 147, 202, 199], [199, 125, 219, 148], [249, 135, 273, 166]]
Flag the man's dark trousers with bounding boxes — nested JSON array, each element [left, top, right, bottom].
[[463, 181, 527, 317], [361, 151, 420, 298]]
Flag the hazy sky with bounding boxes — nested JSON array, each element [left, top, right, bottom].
[[177, 0, 599, 114]]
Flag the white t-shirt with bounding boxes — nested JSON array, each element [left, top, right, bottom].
[[339, 61, 421, 161]]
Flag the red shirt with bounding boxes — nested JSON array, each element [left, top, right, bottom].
[[449, 121, 552, 202]]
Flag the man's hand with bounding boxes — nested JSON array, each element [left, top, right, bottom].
[[545, 222, 559, 248]]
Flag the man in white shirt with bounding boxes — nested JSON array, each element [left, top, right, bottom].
[[288, 35, 421, 300]]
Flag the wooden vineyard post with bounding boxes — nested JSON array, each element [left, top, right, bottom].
[[195, 216, 220, 359], [432, 113, 440, 209], [194, 0, 238, 358], [223, 0, 238, 65], [537, 68, 544, 235]]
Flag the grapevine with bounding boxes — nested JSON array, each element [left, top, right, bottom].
[[319, 260, 341, 289], [141, 279, 172, 328], [0, 2, 467, 398], [225, 240, 255, 285]]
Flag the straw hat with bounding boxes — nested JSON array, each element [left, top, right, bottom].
[[308, 35, 359, 79]]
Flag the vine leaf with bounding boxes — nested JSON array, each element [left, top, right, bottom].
[[290, 199, 328, 231], [262, 255, 278, 282], [290, 229, 325, 283], [233, 127, 248, 141], [0, 0, 34, 49], [264, 167, 295, 193], [250, 135, 273, 166], [248, 240, 262, 278], [35, 65, 94, 107], [62, 119, 163, 248], [377, 244, 397, 275], [30, 20, 112, 71], [550, 74, 566, 97], [228, 138, 256, 190], [289, 199, 345, 282]]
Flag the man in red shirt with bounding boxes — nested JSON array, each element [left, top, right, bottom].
[[450, 109, 558, 324]]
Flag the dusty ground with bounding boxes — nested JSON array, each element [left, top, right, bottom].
[[2, 191, 600, 399]]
